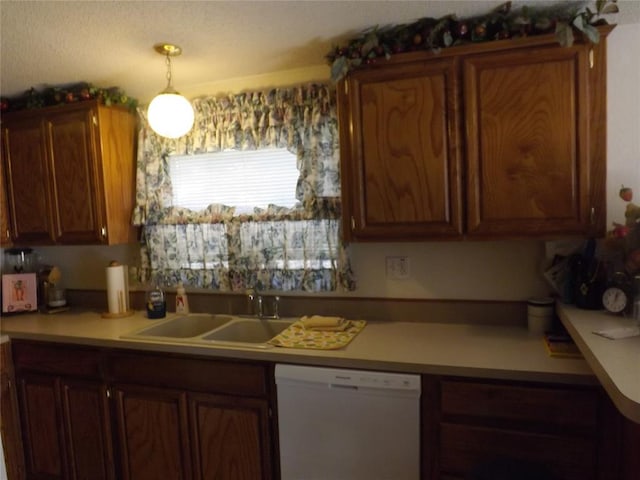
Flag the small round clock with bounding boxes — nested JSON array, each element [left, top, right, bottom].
[[602, 271, 633, 314], [602, 286, 629, 314]]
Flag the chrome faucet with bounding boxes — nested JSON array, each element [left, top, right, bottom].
[[246, 288, 279, 319]]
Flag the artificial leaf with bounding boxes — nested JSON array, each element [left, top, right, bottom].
[[330, 56, 348, 83], [601, 4, 619, 14], [512, 15, 531, 26], [582, 23, 601, 43], [493, 1, 512, 14], [572, 14, 587, 32], [361, 31, 379, 57], [555, 21, 574, 47], [535, 17, 552, 31]]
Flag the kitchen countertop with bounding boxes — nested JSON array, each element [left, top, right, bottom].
[[557, 303, 640, 423], [0, 309, 595, 385]]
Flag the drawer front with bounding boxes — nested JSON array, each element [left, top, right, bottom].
[[440, 423, 597, 480], [441, 380, 599, 429], [12, 341, 103, 378], [108, 351, 268, 397]]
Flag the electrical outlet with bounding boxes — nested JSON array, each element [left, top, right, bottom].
[[386, 256, 410, 280]]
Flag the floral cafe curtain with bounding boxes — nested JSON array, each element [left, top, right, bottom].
[[133, 84, 355, 292]]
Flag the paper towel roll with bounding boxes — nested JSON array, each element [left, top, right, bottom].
[[106, 263, 129, 314]]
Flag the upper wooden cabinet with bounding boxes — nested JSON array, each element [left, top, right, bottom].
[[1, 100, 137, 245], [338, 28, 611, 241], [0, 147, 13, 247], [338, 57, 463, 240]]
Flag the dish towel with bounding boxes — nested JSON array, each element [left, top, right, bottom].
[[269, 318, 367, 350], [299, 315, 349, 331]]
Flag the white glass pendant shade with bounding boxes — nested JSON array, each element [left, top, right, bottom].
[[147, 91, 195, 139]]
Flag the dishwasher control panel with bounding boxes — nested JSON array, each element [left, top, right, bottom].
[[275, 364, 421, 391]]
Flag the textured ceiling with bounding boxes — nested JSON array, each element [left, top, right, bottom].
[[1, 0, 638, 104]]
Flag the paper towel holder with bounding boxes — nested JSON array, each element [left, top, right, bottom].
[[102, 261, 135, 319]]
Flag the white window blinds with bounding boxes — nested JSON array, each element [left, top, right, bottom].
[[169, 148, 299, 213]]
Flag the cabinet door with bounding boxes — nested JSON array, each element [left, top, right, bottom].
[[2, 117, 55, 244], [16, 373, 114, 480], [17, 373, 67, 478], [45, 107, 104, 244], [0, 342, 25, 479], [113, 385, 192, 480], [0, 152, 12, 246], [339, 58, 462, 240], [189, 393, 272, 480], [60, 379, 114, 480], [464, 46, 594, 237]]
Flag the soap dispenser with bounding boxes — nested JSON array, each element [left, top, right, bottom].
[[175, 282, 189, 314], [146, 282, 166, 319]]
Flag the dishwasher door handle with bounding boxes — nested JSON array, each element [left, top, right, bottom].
[[329, 383, 359, 390]]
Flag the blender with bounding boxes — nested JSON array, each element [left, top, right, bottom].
[[3, 248, 37, 273]]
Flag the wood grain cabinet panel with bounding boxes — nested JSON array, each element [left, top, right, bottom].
[[61, 380, 114, 480], [338, 58, 462, 240], [0, 341, 25, 480], [1, 116, 54, 244], [17, 373, 66, 478], [464, 46, 595, 237], [190, 393, 271, 480], [0, 150, 13, 246], [1, 100, 136, 245], [113, 385, 192, 480]]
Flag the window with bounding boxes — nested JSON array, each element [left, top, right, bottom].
[[133, 84, 355, 292], [169, 149, 300, 213]]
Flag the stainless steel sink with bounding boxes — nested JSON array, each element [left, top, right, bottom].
[[122, 314, 295, 348], [123, 314, 234, 340], [201, 318, 292, 344]]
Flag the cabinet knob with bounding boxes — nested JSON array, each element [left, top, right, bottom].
[[101, 226, 107, 238], [589, 49, 595, 69]]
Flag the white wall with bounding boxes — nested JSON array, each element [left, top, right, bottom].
[[9, 24, 640, 301]]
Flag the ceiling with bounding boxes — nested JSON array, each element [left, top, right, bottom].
[[2, 0, 638, 105]]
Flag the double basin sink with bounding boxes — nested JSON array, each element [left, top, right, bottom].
[[122, 314, 294, 349]]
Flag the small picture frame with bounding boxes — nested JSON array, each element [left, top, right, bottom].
[[2, 273, 38, 313]]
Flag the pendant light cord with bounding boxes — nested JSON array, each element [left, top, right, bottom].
[[165, 54, 173, 89]]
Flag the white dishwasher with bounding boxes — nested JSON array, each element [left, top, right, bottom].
[[275, 364, 421, 480]]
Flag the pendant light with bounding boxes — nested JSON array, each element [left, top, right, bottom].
[[147, 43, 195, 139]]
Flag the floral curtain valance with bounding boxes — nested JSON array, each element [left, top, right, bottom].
[[133, 83, 355, 292], [133, 84, 340, 226]]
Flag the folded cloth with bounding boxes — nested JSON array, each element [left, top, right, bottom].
[[300, 315, 346, 330]]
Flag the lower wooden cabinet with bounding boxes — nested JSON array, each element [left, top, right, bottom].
[[112, 385, 272, 480], [11, 341, 274, 480], [424, 377, 637, 480], [1, 341, 25, 479], [9, 340, 639, 480], [13, 345, 114, 480]]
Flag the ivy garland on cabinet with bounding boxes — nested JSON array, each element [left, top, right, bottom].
[[0, 82, 137, 113], [326, 0, 619, 82]]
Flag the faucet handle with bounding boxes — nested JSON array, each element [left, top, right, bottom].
[[246, 289, 256, 315]]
